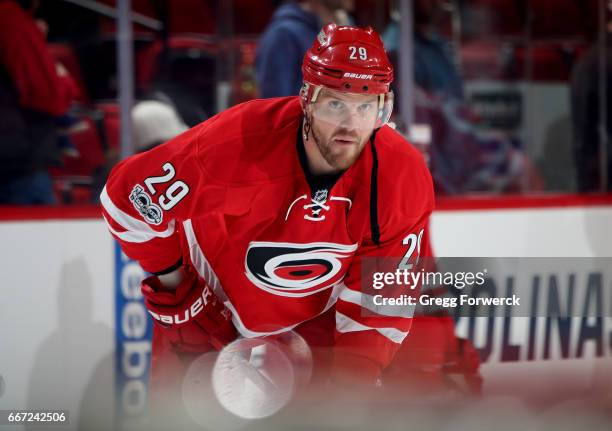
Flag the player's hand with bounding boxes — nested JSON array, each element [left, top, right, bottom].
[[444, 337, 481, 374], [443, 337, 483, 395], [141, 266, 237, 351], [330, 351, 382, 389]]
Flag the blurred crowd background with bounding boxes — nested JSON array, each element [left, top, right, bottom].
[[0, 0, 610, 205]]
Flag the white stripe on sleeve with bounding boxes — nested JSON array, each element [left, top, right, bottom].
[[100, 186, 176, 243], [335, 311, 409, 344], [339, 286, 416, 318]]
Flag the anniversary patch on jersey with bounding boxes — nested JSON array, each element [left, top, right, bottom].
[[245, 242, 358, 297], [129, 184, 163, 225]]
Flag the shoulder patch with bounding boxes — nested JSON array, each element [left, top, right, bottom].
[[129, 184, 163, 225]]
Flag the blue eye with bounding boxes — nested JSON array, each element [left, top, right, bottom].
[[358, 103, 373, 113], [328, 100, 345, 110]]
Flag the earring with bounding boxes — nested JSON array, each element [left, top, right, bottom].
[[303, 119, 311, 141]]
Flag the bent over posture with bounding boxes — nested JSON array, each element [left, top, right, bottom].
[[101, 24, 434, 401]]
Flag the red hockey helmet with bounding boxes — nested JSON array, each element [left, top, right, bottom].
[[301, 24, 394, 128]]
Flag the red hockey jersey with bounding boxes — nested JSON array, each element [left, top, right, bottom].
[[101, 96, 434, 375]]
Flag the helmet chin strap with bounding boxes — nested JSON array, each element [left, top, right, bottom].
[[377, 93, 385, 125]]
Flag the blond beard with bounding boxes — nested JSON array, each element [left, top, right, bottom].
[[311, 123, 367, 171]]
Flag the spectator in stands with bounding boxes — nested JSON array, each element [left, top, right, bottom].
[[384, 0, 541, 194], [412, 89, 541, 194], [570, 18, 612, 192], [132, 100, 188, 153], [91, 99, 188, 201], [384, 0, 463, 100], [256, 0, 354, 98], [0, 0, 77, 204]]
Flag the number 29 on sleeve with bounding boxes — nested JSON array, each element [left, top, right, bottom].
[[144, 162, 189, 210]]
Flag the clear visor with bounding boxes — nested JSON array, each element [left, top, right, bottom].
[[308, 87, 394, 132]]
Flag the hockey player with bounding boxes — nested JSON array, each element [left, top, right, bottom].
[[101, 24, 434, 398]]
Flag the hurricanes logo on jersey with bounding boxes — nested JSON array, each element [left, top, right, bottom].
[[245, 242, 358, 297]]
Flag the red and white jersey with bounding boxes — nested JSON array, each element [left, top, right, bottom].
[[101, 96, 434, 371]]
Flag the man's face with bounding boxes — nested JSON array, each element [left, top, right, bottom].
[[308, 88, 379, 171]]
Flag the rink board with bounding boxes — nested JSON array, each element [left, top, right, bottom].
[[0, 202, 611, 427]]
